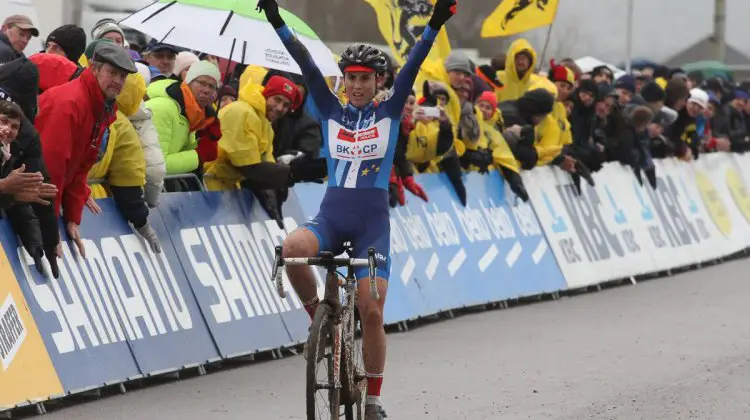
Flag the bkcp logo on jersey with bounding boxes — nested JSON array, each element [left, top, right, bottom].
[[328, 120, 390, 162]]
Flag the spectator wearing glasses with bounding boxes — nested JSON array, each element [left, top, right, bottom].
[[44, 24, 87, 64], [144, 42, 179, 82], [146, 60, 220, 182], [0, 15, 39, 61]]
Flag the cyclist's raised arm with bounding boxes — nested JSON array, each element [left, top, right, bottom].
[[386, 0, 457, 116], [258, 0, 339, 116]]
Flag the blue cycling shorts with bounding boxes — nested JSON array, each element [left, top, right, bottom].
[[303, 187, 391, 280]]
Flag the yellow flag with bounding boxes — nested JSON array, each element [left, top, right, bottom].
[[481, 0, 559, 38], [363, 0, 452, 66]]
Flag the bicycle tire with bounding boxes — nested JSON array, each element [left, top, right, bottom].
[[306, 304, 340, 420], [341, 306, 365, 420]]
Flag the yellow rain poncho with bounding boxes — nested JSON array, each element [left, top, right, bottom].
[[204, 83, 275, 191], [88, 73, 147, 198], [497, 38, 542, 102]]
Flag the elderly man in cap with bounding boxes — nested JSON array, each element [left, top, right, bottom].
[[0, 15, 39, 61], [35, 42, 137, 258], [145, 42, 179, 81]]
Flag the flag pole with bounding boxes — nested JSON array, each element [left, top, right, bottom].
[[537, 21, 555, 71]]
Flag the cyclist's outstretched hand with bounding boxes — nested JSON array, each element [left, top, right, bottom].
[[256, 0, 285, 28], [428, 0, 458, 30]]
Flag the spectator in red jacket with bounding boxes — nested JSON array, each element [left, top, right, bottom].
[[35, 42, 137, 257]]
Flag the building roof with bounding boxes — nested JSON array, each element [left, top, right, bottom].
[[665, 36, 750, 67]]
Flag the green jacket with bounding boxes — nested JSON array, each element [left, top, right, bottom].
[[145, 79, 199, 175]]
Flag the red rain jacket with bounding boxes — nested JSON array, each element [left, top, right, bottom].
[[35, 68, 117, 225]]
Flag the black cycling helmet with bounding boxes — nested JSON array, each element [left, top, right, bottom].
[[339, 43, 388, 74]]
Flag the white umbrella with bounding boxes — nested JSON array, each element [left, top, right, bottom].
[[575, 56, 627, 79], [120, 0, 341, 77]]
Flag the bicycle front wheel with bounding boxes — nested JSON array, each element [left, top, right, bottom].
[[306, 304, 341, 420]]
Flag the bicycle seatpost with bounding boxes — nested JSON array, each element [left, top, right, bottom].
[[367, 248, 379, 301]]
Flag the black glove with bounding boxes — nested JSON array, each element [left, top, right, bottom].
[[256, 0, 285, 29], [462, 149, 493, 174], [428, 0, 457, 30], [388, 182, 400, 208], [289, 157, 327, 185], [645, 167, 657, 190], [501, 168, 529, 203], [29, 247, 47, 277], [254, 189, 284, 229], [633, 166, 644, 186], [43, 245, 60, 279]]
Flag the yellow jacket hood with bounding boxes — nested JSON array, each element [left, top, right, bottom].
[[116, 73, 147, 117], [239, 82, 267, 119], [505, 38, 538, 85]]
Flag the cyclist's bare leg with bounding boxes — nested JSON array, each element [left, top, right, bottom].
[[357, 277, 389, 406], [282, 228, 320, 316]]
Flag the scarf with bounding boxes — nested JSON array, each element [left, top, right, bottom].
[[180, 83, 215, 132]]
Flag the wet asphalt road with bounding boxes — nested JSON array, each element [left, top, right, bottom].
[[42, 258, 750, 420]]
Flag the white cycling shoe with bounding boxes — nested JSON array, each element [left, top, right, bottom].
[[364, 404, 388, 419]]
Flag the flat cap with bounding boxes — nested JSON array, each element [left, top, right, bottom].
[[92, 42, 137, 74]]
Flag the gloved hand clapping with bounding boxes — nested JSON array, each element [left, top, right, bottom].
[[135, 223, 162, 254]]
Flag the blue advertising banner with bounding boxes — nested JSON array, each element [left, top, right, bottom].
[[158, 191, 299, 358], [0, 199, 225, 392]]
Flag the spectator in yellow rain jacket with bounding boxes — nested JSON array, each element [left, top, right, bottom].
[[473, 91, 529, 202], [204, 75, 323, 226], [87, 72, 162, 253], [497, 38, 542, 102]]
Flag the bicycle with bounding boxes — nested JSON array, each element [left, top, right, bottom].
[[272, 244, 380, 420]]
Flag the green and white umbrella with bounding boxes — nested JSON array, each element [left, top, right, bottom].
[[120, 0, 340, 76]]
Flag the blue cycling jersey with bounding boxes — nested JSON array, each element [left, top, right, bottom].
[[277, 25, 437, 190], [275, 24, 436, 279]]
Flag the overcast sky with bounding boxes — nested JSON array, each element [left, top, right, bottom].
[[526, 0, 750, 63]]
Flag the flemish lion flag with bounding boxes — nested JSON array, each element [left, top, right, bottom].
[[481, 0, 559, 38], [363, 0, 452, 66]]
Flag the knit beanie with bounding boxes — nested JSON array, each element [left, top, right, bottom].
[[640, 81, 665, 103], [91, 18, 125, 43], [615, 74, 636, 94], [477, 91, 498, 111], [184, 60, 221, 85], [444, 52, 473, 75], [46, 24, 87, 63], [578, 79, 598, 96], [518, 88, 555, 117], [135, 62, 151, 87], [174, 51, 199, 78], [263, 75, 299, 104]]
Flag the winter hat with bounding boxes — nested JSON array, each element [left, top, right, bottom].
[[135, 62, 151, 87], [578, 79, 598, 96], [29, 53, 78, 92], [640, 81, 666, 103], [217, 85, 238, 101], [518, 88, 555, 117], [46, 24, 87, 63], [548, 59, 576, 85], [0, 58, 40, 120], [477, 91, 498, 111], [128, 49, 142, 62], [708, 92, 721, 106], [476, 64, 503, 89], [444, 52, 473, 75], [733, 88, 749, 101], [91, 18, 125, 43], [174, 51, 200, 78], [595, 82, 616, 102], [184, 60, 221, 85], [263, 75, 299, 104], [591, 65, 614, 80], [669, 68, 687, 80], [615, 74, 636, 94], [687, 88, 709, 109]]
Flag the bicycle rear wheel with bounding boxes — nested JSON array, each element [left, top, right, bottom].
[[306, 304, 341, 420]]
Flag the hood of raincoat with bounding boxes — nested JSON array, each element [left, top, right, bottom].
[[116, 72, 147, 117]]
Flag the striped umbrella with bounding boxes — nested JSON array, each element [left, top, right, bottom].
[[120, 0, 341, 77]]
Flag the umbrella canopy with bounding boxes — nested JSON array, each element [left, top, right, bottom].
[[574, 56, 626, 79], [682, 60, 732, 81], [120, 0, 341, 77]]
